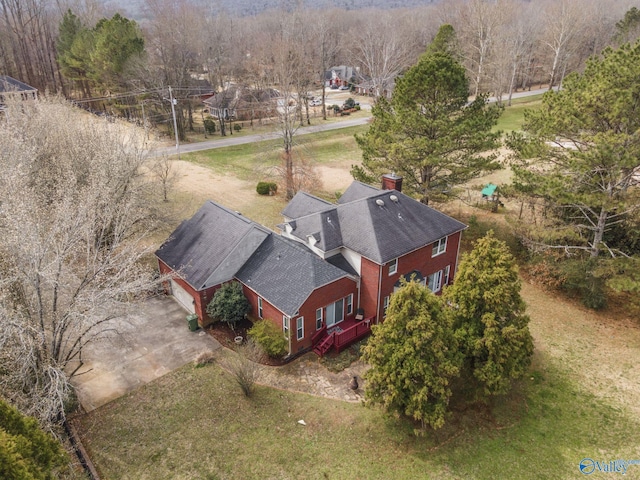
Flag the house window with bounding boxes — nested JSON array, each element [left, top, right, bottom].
[[432, 237, 447, 257], [443, 265, 451, 286], [383, 296, 390, 317], [346, 294, 353, 315], [427, 270, 443, 293], [258, 297, 263, 319], [283, 315, 290, 337], [297, 317, 304, 340], [388, 258, 398, 275], [316, 308, 323, 330], [326, 298, 344, 327]]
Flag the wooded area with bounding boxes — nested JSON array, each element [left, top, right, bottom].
[[2, 0, 638, 137]]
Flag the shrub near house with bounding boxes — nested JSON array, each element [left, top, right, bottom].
[[248, 320, 287, 358]]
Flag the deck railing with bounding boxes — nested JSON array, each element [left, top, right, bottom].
[[311, 324, 327, 346], [333, 316, 374, 353]]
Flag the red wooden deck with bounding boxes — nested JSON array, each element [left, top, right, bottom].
[[312, 316, 374, 357]]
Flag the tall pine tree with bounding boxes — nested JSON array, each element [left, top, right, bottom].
[[362, 280, 461, 432], [444, 232, 534, 396], [507, 41, 640, 259], [353, 35, 502, 205]]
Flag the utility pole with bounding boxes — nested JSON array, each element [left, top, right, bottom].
[[140, 101, 148, 143], [168, 86, 180, 157]]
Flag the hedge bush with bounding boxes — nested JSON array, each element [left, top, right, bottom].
[[0, 399, 69, 478], [256, 182, 277, 195], [206, 281, 250, 328], [248, 320, 288, 358], [203, 118, 216, 134]]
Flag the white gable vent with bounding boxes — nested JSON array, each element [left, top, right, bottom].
[[376, 199, 385, 206], [389, 195, 398, 202]]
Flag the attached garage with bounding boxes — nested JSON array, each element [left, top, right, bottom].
[[170, 279, 195, 314]]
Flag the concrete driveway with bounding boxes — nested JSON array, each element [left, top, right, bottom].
[[71, 296, 220, 412]]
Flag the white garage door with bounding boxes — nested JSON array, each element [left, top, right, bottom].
[[170, 279, 195, 314]]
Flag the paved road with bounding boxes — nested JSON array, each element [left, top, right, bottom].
[[154, 116, 370, 157], [153, 87, 551, 157]]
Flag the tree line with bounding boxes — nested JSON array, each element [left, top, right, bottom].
[[2, 1, 639, 138]]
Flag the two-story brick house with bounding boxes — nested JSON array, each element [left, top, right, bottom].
[[156, 175, 466, 357]]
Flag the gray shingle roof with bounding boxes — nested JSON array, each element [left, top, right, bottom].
[[326, 253, 358, 276], [155, 201, 269, 290], [281, 191, 332, 219], [236, 235, 352, 317], [337, 181, 380, 204], [283, 207, 343, 252], [0, 75, 37, 93], [286, 185, 466, 264]]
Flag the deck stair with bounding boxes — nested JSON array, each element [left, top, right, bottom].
[[312, 332, 335, 356]]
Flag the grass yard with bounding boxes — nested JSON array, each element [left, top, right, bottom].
[[494, 94, 544, 133], [108, 92, 640, 480], [182, 125, 368, 181], [78, 346, 640, 480]]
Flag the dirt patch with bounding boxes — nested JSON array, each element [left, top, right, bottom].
[[315, 165, 355, 194], [171, 160, 354, 209], [172, 160, 256, 212]]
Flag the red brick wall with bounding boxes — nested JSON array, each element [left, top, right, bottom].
[[359, 231, 462, 323], [360, 257, 382, 323], [293, 277, 358, 353], [157, 259, 220, 327], [243, 276, 357, 354]]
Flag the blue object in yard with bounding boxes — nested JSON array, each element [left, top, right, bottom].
[[481, 183, 498, 197]]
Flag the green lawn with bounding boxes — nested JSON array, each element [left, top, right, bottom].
[[79, 351, 640, 480], [494, 94, 544, 133], [182, 125, 368, 181]]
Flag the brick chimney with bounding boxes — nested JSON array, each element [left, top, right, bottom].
[[382, 173, 403, 192]]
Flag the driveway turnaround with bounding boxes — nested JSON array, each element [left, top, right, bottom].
[[72, 296, 221, 412]]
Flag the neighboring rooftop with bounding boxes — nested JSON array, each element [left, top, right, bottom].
[[0, 75, 37, 94]]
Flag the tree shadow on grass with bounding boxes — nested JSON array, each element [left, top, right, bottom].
[[378, 352, 640, 479]]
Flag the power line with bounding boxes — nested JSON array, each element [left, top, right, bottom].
[[70, 86, 215, 104]]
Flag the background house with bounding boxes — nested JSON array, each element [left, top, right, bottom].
[[156, 175, 466, 357], [324, 65, 356, 88], [0, 75, 37, 111], [203, 85, 280, 122]]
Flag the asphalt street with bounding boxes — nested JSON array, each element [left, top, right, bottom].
[[152, 87, 551, 158]]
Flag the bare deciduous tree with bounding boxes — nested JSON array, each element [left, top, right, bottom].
[[0, 0, 62, 93], [311, 11, 342, 120], [349, 14, 416, 99], [150, 154, 179, 202], [0, 97, 161, 428], [489, 0, 539, 105], [451, 0, 506, 97], [224, 339, 265, 397], [540, 0, 588, 89]]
